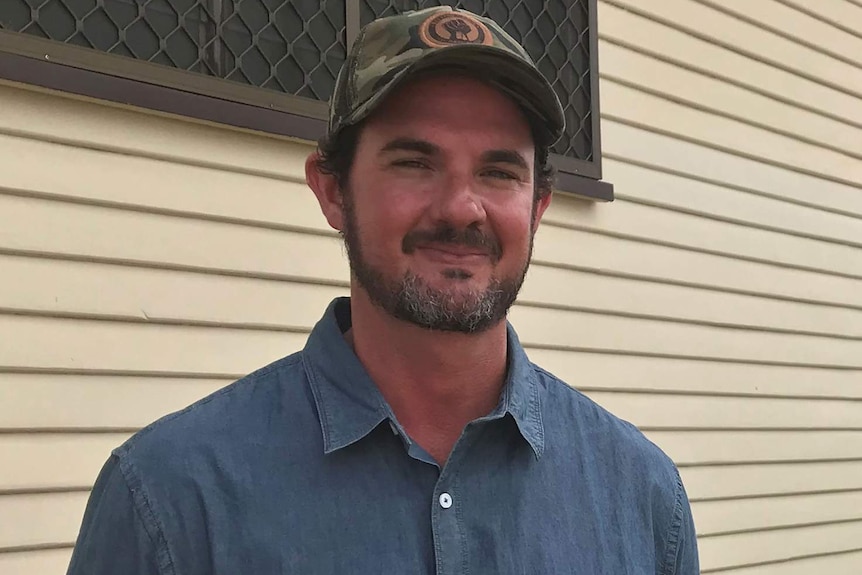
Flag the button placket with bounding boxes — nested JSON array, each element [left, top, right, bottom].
[[431, 423, 484, 574], [431, 483, 460, 575]]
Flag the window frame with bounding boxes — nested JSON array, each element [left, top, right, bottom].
[[0, 0, 612, 201]]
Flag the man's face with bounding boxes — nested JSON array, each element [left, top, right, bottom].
[[339, 74, 550, 333]]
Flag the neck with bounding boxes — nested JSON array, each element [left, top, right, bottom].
[[347, 287, 509, 465]]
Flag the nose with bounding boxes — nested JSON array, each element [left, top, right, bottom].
[[429, 173, 487, 230]]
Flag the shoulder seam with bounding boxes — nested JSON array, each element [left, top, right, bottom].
[[659, 468, 686, 575], [116, 453, 177, 575]]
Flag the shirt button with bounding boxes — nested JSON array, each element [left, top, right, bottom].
[[439, 492, 453, 509]]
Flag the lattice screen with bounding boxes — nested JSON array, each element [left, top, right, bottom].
[[1, 0, 593, 161]]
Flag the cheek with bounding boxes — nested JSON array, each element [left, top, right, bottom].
[[491, 203, 536, 256], [352, 192, 425, 255]]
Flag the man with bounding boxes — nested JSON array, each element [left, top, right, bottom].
[[68, 6, 699, 574]]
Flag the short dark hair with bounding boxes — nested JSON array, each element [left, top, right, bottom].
[[315, 116, 557, 201]]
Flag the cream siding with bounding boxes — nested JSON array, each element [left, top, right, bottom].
[[1, 0, 861, 572], [595, 1, 862, 572]]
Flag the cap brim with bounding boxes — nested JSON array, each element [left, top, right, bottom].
[[342, 45, 566, 146]]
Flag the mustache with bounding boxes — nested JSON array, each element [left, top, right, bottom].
[[402, 225, 502, 262]]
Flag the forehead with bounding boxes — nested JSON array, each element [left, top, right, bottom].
[[362, 73, 535, 147]]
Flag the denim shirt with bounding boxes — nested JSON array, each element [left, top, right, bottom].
[[67, 298, 699, 574]]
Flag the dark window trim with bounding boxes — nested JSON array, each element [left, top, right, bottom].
[[0, 28, 328, 120], [587, 0, 605, 182], [0, 16, 613, 202], [0, 47, 324, 142]]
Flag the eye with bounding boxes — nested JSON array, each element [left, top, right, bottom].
[[483, 169, 519, 181], [392, 159, 430, 170]]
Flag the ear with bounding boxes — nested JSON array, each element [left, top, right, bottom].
[[306, 151, 346, 232], [531, 191, 553, 233]]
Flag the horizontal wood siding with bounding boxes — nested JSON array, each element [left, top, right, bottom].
[[597, 0, 862, 571], [1, 0, 861, 571], [0, 80, 336, 568]]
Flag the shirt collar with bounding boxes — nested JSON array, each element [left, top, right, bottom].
[[497, 320, 545, 458], [302, 297, 545, 458]]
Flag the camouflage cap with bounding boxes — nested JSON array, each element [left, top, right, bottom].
[[328, 6, 565, 146]]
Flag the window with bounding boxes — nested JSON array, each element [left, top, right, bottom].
[[0, 0, 611, 199]]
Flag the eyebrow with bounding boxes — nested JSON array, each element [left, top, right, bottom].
[[480, 149, 530, 171], [380, 138, 440, 156], [381, 138, 530, 170]]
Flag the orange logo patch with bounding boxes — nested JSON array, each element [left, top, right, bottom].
[[418, 12, 493, 48]]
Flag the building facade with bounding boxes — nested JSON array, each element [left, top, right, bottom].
[[1, 0, 861, 573]]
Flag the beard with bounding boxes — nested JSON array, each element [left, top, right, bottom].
[[340, 188, 535, 334]]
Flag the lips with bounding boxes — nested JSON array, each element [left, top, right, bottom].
[[402, 225, 502, 262], [416, 245, 490, 264]]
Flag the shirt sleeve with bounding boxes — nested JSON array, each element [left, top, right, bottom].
[[66, 454, 166, 575]]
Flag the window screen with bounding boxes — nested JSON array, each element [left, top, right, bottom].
[[1, 0, 597, 168], [1, 0, 347, 100]]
